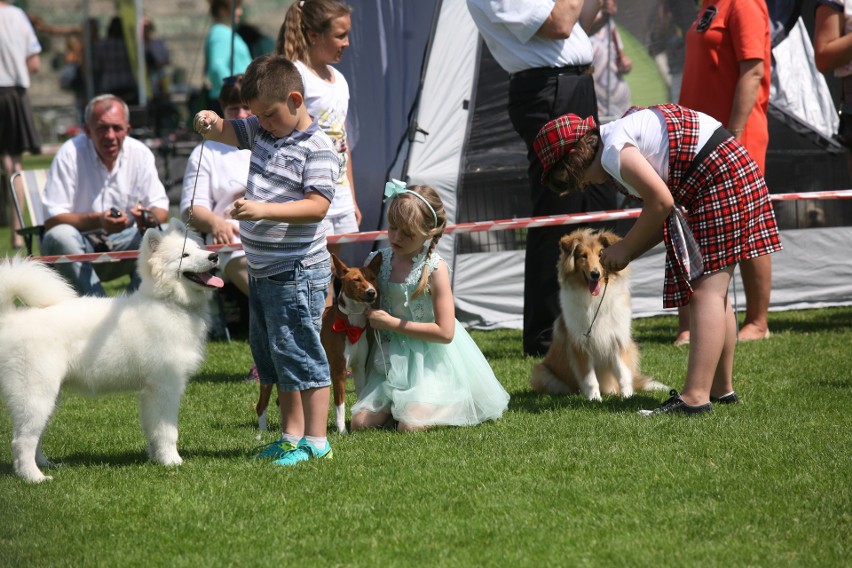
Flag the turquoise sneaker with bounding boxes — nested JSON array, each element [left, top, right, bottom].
[[253, 438, 298, 460], [273, 439, 333, 467]]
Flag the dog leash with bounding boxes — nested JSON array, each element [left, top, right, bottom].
[[583, 276, 609, 339], [178, 114, 216, 276]]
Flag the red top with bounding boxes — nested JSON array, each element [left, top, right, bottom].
[[678, 0, 771, 171]]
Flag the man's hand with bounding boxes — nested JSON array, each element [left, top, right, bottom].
[[102, 208, 129, 234], [208, 216, 240, 244]]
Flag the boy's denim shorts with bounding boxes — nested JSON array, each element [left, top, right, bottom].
[[248, 260, 331, 392]]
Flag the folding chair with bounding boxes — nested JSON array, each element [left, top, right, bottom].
[[9, 169, 49, 256]]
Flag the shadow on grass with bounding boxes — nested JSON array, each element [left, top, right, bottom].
[[509, 389, 667, 415], [191, 371, 246, 384], [2, 445, 252, 474]]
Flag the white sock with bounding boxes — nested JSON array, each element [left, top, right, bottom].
[[304, 435, 328, 449], [281, 433, 300, 445]]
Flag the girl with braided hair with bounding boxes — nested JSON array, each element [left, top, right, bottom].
[[277, 0, 361, 306], [350, 181, 509, 432]]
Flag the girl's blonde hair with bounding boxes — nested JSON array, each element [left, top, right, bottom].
[[545, 129, 602, 196], [386, 185, 447, 299], [276, 0, 352, 65]]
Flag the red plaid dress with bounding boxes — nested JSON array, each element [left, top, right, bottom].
[[625, 104, 782, 307]]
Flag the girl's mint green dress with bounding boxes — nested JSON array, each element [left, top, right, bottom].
[[351, 247, 510, 428]]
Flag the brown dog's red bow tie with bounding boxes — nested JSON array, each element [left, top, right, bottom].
[[332, 315, 365, 344]]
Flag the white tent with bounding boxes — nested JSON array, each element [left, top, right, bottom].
[[337, 0, 852, 330]]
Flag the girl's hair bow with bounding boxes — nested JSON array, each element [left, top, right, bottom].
[[383, 179, 438, 227]]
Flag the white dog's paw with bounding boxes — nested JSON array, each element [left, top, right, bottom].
[[581, 386, 602, 401], [620, 385, 634, 399], [151, 450, 182, 466], [16, 466, 51, 483]]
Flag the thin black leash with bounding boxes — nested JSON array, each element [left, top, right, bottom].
[[584, 275, 609, 338]]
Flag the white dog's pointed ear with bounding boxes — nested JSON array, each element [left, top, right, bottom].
[[168, 217, 187, 234], [143, 224, 165, 252]]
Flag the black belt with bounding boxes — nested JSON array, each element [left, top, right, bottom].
[[682, 126, 733, 182], [509, 64, 591, 82]]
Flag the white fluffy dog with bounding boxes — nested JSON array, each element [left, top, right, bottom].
[[0, 219, 223, 482]]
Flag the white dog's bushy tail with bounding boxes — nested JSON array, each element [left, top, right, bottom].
[[0, 256, 78, 315]]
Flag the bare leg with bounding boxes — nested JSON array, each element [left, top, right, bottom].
[[681, 267, 734, 406], [351, 410, 393, 431], [674, 306, 690, 346], [738, 255, 772, 340], [280, 389, 304, 439], [397, 421, 428, 432], [711, 294, 737, 398], [302, 386, 330, 439]]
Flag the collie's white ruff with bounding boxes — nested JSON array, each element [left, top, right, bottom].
[[0, 219, 223, 482], [530, 228, 667, 401]]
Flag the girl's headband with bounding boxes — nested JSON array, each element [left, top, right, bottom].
[[383, 179, 438, 227]]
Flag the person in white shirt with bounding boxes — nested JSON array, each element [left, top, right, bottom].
[[181, 74, 252, 297], [41, 94, 169, 296], [0, 1, 42, 249], [466, 0, 619, 356], [277, 0, 359, 305]]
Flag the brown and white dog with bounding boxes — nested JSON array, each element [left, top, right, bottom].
[[530, 228, 667, 401], [321, 252, 382, 433]]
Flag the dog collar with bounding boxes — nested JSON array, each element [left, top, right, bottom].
[[332, 315, 365, 344]]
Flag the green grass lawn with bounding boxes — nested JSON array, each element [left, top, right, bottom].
[[0, 305, 849, 566]]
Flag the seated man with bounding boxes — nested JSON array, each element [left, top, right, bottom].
[[41, 94, 169, 296]]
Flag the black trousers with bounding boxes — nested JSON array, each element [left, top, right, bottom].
[[508, 71, 619, 356]]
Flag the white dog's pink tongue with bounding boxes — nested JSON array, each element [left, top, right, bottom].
[[202, 273, 225, 288], [589, 279, 602, 296]]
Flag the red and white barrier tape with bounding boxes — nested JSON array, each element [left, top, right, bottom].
[[16, 189, 852, 265]]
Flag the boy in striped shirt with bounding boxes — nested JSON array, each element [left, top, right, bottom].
[[194, 54, 339, 465]]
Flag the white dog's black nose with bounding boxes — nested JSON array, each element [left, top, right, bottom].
[[590, 269, 601, 281], [208, 252, 219, 263]]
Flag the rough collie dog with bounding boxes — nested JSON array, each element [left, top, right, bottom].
[[530, 228, 667, 401], [0, 219, 223, 482]]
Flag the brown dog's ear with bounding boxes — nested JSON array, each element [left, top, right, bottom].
[[597, 230, 622, 249], [331, 253, 348, 279], [558, 234, 578, 272], [365, 251, 383, 276]]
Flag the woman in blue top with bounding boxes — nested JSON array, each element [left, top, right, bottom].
[[205, 0, 252, 109]]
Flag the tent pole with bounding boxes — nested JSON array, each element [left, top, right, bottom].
[[397, 0, 444, 183]]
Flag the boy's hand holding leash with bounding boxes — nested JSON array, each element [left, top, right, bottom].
[[193, 111, 222, 138]]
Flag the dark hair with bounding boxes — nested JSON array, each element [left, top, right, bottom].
[[544, 129, 602, 196], [210, 0, 241, 18], [240, 55, 304, 103], [106, 16, 123, 39], [386, 185, 447, 299], [218, 74, 245, 108], [276, 0, 351, 63]]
